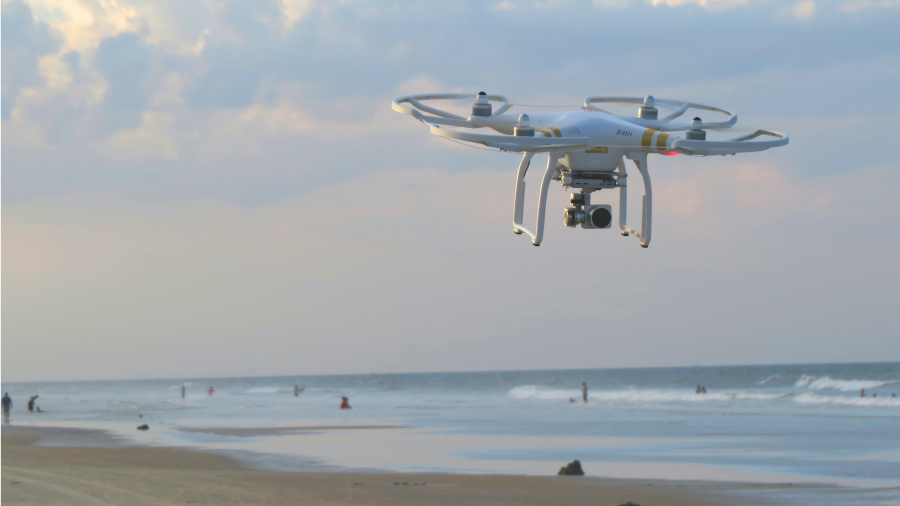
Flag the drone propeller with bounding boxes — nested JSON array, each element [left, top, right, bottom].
[[392, 92, 513, 128], [583, 95, 738, 132]]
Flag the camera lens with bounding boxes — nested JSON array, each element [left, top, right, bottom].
[[590, 207, 612, 228], [564, 207, 584, 227]]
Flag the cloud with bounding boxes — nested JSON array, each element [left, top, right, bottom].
[[2, 0, 899, 380], [839, 0, 900, 12], [650, 0, 749, 10], [777, 0, 816, 19], [1, 1, 60, 119]]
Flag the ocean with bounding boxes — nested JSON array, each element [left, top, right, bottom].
[[3, 362, 899, 503]]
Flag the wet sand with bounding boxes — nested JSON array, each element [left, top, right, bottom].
[[1, 426, 808, 506]]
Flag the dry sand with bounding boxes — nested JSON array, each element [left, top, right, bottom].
[[1, 428, 790, 506]]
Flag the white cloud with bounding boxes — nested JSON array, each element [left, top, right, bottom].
[[839, 0, 900, 12], [777, 0, 816, 19], [650, 0, 749, 10]]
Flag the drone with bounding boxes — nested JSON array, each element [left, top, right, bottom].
[[392, 92, 788, 248]]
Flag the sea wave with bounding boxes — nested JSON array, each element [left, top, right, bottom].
[[758, 374, 780, 385], [508, 385, 581, 400], [794, 392, 900, 407], [508, 386, 786, 403], [794, 375, 896, 392], [244, 387, 283, 394]]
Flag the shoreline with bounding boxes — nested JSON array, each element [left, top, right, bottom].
[[2, 425, 876, 506]]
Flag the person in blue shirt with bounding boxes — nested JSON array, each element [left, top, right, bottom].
[[2, 393, 12, 422]]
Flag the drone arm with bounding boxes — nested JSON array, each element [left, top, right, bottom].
[[429, 124, 591, 152]]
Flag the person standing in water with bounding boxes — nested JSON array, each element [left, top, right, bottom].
[[582, 382, 588, 403], [208, 386, 214, 396], [294, 385, 299, 397], [181, 385, 186, 399], [340, 396, 351, 409], [27, 395, 39, 413], [2, 393, 12, 422]]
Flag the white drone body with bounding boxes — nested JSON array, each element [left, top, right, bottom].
[[392, 92, 788, 247]]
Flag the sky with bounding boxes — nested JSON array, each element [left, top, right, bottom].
[[2, 0, 899, 382]]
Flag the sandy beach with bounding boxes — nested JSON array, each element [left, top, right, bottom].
[[1, 426, 790, 506]]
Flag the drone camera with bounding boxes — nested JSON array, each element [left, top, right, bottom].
[[564, 207, 586, 227], [564, 193, 612, 229], [584, 205, 613, 229]]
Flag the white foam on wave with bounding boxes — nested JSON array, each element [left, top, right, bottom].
[[757, 374, 780, 385], [508, 385, 581, 400], [794, 392, 900, 407], [508, 386, 786, 403], [245, 387, 282, 394], [795, 375, 895, 392]]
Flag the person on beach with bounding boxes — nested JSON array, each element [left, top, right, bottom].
[[294, 385, 301, 397], [2, 393, 11, 422], [181, 385, 186, 398], [340, 396, 351, 409], [27, 395, 39, 413], [582, 382, 588, 403], [860, 389, 865, 397], [208, 387, 215, 396]]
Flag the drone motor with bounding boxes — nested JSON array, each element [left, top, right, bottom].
[[685, 117, 707, 140], [471, 91, 492, 117], [638, 95, 658, 120], [514, 114, 534, 136]]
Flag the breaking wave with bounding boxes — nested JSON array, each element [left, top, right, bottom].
[[508, 385, 786, 403], [508, 385, 581, 400], [794, 392, 900, 407], [244, 387, 283, 394], [794, 375, 896, 392], [757, 374, 780, 385]]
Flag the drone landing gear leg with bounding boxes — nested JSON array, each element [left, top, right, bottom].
[[618, 156, 628, 236], [619, 153, 652, 248], [512, 152, 559, 246], [513, 152, 534, 236]]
